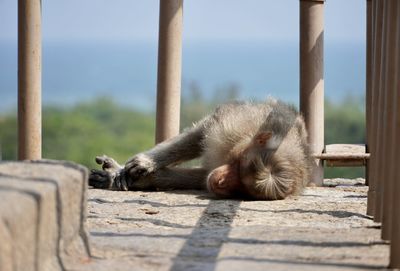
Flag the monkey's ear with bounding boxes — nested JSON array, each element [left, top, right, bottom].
[[254, 132, 272, 147]]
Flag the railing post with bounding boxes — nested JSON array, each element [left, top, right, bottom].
[[389, 0, 400, 267], [375, 1, 388, 224], [365, 0, 372, 187], [381, 0, 398, 241], [389, 12, 400, 264], [18, 0, 42, 160], [372, 0, 386, 223], [299, 0, 325, 186], [367, 0, 384, 217], [155, 0, 183, 144]]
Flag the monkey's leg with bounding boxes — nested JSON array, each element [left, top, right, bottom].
[[90, 116, 212, 190], [90, 120, 209, 191], [90, 166, 209, 191], [128, 167, 209, 191], [125, 120, 209, 180]]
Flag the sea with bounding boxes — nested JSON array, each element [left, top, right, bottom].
[[0, 41, 366, 113]]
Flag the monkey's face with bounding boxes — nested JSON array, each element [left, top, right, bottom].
[[206, 161, 246, 198], [207, 133, 294, 200], [237, 144, 277, 200], [206, 132, 274, 199], [206, 153, 271, 199]]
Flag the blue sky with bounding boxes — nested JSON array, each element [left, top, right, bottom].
[[0, 0, 367, 111], [1, 0, 366, 44]]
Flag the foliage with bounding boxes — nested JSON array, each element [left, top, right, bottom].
[[324, 96, 365, 178], [325, 96, 365, 144], [180, 81, 241, 129], [0, 97, 155, 168], [0, 92, 365, 178], [0, 112, 17, 161]]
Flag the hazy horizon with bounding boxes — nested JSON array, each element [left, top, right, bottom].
[[0, 41, 365, 113], [0, 0, 367, 112]]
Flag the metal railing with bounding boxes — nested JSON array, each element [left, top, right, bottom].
[[15, 0, 400, 267], [366, 0, 400, 267], [18, 0, 42, 160], [300, 0, 325, 186]]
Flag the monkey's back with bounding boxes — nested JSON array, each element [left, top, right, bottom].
[[201, 101, 274, 170]]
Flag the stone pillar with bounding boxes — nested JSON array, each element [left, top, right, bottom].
[[18, 0, 42, 160], [299, 0, 325, 186], [155, 0, 183, 144]]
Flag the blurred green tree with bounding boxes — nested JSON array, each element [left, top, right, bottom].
[[0, 89, 365, 179]]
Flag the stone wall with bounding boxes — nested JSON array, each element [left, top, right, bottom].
[[0, 160, 91, 271]]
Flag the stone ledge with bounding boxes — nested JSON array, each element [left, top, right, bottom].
[[0, 160, 91, 271]]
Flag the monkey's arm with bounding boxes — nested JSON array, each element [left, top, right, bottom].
[[89, 118, 210, 190], [125, 119, 209, 180], [129, 167, 208, 190], [89, 164, 208, 191]]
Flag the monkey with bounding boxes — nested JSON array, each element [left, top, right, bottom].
[[89, 99, 314, 200]]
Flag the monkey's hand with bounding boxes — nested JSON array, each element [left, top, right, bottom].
[[89, 155, 130, 191], [124, 154, 156, 179], [95, 155, 123, 172]]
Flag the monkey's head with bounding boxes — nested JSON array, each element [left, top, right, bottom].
[[207, 131, 300, 200]]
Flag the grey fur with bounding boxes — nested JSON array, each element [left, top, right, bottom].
[[89, 99, 313, 200]]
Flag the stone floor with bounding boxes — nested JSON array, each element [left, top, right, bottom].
[[79, 179, 390, 271]]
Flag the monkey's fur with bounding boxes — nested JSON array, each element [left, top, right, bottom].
[[89, 99, 314, 200]]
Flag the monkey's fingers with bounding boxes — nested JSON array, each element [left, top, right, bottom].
[[95, 155, 123, 172], [95, 155, 106, 165]]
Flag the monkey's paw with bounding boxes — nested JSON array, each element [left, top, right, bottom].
[[95, 155, 123, 172], [125, 154, 156, 179], [89, 155, 129, 191]]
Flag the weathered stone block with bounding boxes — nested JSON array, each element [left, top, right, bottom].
[[0, 160, 91, 271], [0, 191, 37, 271]]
